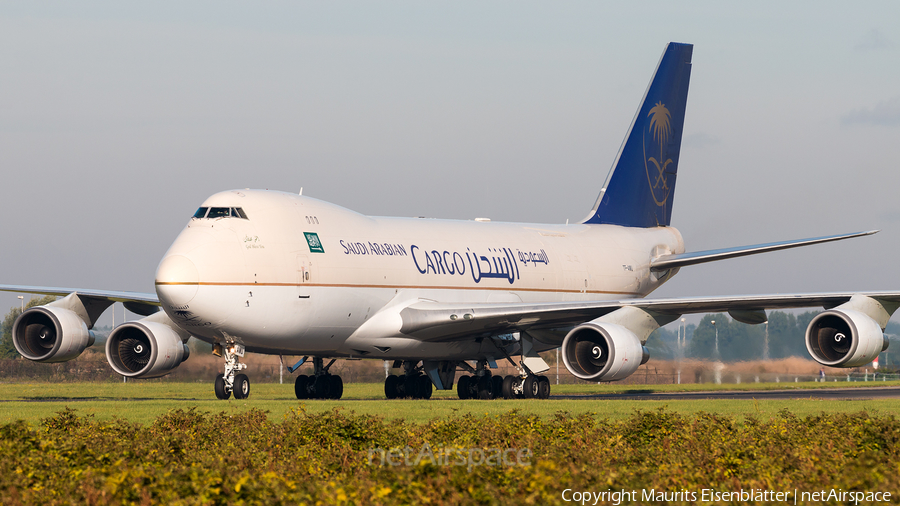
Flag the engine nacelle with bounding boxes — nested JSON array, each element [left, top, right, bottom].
[[805, 309, 887, 368], [12, 306, 94, 363], [561, 321, 649, 381], [106, 321, 190, 378]]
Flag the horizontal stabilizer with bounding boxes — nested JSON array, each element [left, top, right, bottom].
[[650, 230, 878, 272]]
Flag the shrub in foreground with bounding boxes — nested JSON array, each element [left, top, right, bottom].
[[0, 407, 897, 504]]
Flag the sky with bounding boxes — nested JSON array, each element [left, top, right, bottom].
[[2, 1, 899, 326]]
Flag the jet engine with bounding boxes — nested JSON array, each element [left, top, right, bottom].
[[561, 320, 650, 381], [106, 320, 190, 378], [805, 309, 887, 368], [12, 306, 94, 362]]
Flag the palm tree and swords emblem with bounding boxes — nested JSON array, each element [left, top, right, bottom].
[[645, 101, 673, 207]]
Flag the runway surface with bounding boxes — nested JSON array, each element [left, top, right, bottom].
[[4, 386, 899, 402], [553, 386, 900, 401]]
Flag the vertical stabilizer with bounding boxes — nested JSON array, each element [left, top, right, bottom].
[[583, 42, 693, 228]]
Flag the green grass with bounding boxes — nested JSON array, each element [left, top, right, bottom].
[[1, 381, 898, 426]]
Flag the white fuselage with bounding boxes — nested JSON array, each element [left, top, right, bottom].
[[154, 190, 684, 360]]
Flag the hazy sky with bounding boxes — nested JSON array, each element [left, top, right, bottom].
[[2, 2, 899, 325]]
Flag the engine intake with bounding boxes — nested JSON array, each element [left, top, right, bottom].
[[106, 321, 190, 378], [805, 309, 887, 368], [12, 307, 93, 362], [561, 321, 649, 381]]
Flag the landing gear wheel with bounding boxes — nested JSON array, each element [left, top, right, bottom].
[[313, 375, 331, 399], [491, 375, 503, 400], [385, 374, 400, 399], [457, 375, 471, 400], [538, 376, 551, 399], [329, 375, 344, 400], [402, 374, 419, 398], [501, 375, 515, 399], [477, 375, 493, 400], [523, 375, 539, 399], [295, 375, 309, 400], [214, 373, 231, 400], [233, 374, 251, 399], [417, 374, 433, 399]]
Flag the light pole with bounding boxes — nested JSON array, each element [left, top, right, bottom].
[[17, 296, 24, 312], [711, 319, 719, 359], [711, 319, 724, 384], [677, 317, 686, 385]]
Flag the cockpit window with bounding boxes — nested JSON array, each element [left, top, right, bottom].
[[207, 207, 231, 219], [194, 207, 249, 220]]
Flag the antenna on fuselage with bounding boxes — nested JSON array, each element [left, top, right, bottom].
[[299, 187, 303, 195]]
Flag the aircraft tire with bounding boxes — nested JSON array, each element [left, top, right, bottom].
[[457, 375, 471, 400], [313, 375, 330, 399], [477, 375, 493, 400], [407, 374, 419, 399], [384, 374, 400, 399], [295, 375, 309, 399], [523, 375, 539, 399], [491, 375, 503, 400], [501, 375, 515, 399], [233, 374, 250, 400], [537, 376, 551, 399], [417, 374, 433, 399], [329, 375, 344, 400], [214, 374, 231, 400]]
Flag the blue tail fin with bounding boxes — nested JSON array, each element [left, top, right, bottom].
[[583, 42, 693, 228]]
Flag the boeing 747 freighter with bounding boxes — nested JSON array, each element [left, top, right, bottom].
[[3, 43, 894, 401]]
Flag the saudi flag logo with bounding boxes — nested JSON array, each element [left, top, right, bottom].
[[304, 232, 325, 253]]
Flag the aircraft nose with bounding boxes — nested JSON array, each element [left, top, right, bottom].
[[155, 254, 200, 306]]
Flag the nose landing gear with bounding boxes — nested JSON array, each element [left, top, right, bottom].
[[213, 342, 250, 400]]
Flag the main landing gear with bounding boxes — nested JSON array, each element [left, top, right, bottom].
[[294, 357, 344, 400], [214, 342, 250, 400], [384, 361, 433, 399], [456, 360, 551, 400]]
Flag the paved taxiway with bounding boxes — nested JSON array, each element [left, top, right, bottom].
[[554, 386, 900, 401], [5, 387, 899, 402]]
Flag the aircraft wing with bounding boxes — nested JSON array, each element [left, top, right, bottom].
[[0, 284, 160, 316], [398, 291, 900, 343]]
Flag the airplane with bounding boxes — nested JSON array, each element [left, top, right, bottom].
[[3, 42, 896, 401]]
